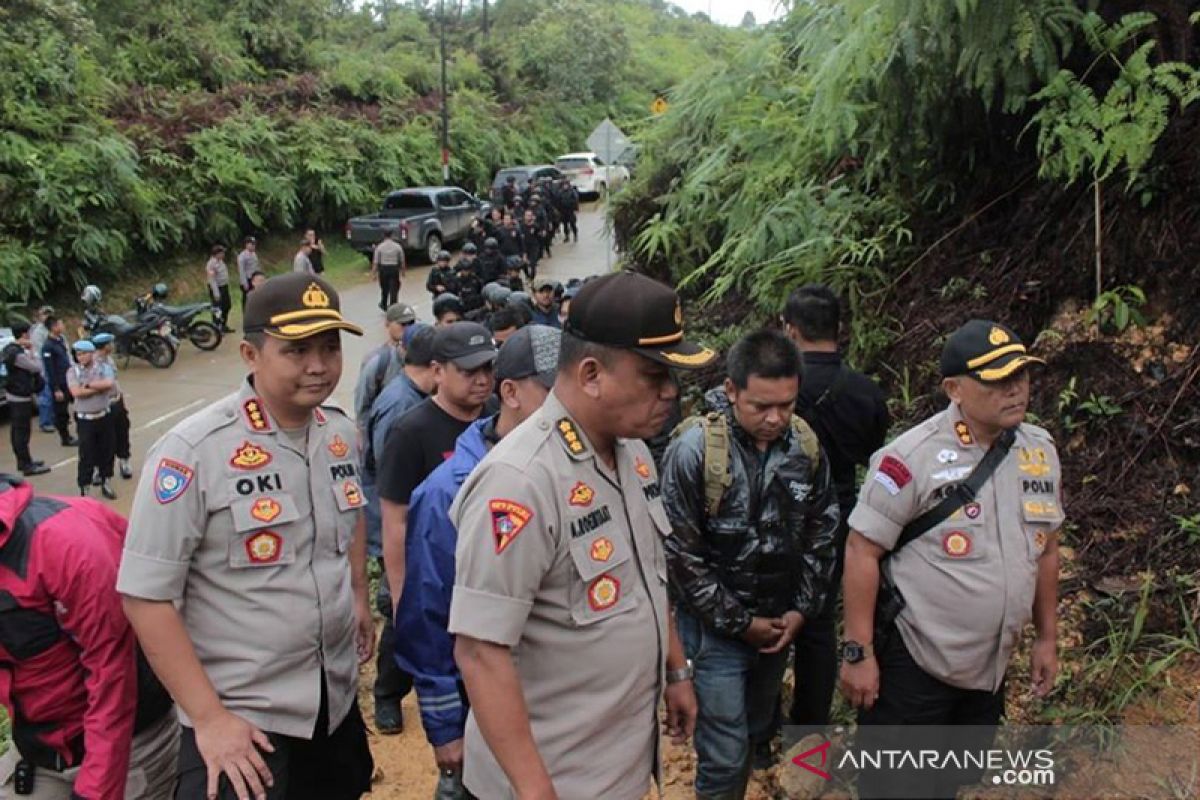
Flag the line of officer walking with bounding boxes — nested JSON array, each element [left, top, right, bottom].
[[0, 262, 1063, 800]]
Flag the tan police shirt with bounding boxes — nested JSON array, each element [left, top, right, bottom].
[[447, 391, 669, 800], [117, 379, 366, 738], [373, 239, 404, 269], [848, 402, 1065, 692]]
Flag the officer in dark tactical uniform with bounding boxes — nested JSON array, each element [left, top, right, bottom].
[[662, 330, 840, 800], [781, 284, 890, 729], [477, 238, 504, 285], [426, 251, 460, 301]]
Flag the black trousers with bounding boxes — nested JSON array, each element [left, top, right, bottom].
[[374, 557, 414, 704], [378, 268, 400, 308], [76, 414, 114, 488], [52, 394, 72, 443], [855, 627, 1005, 800], [240, 286, 252, 311], [790, 517, 849, 730], [8, 399, 34, 468], [562, 212, 578, 240], [110, 397, 131, 460], [214, 284, 232, 326], [177, 689, 373, 800]]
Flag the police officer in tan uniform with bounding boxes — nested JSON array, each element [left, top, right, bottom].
[[118, 272, 376, 800], [840, 319, 1064, 799], [449, 272, 712, 800]]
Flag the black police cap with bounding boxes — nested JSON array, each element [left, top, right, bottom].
[[564, 271, 715, 370], [941, 319, 1045, 382], [243, 273, 363, 340]]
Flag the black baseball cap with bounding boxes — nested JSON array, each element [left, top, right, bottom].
[[243, 273, 363, 339], [433, 322, 498, 369], [404, 324, 436, 367], [941, 320, 1045, 382], [565, 271, 715, 370], [495, 325, 561, 388]]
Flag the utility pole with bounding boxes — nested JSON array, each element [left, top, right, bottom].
[[440, 0, 450, 183], [482, 0, 489, 36]]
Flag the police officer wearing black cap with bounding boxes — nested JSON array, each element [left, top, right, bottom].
[[448, 271, 711, 800], [119, 272, 376, 800], [840, 319, 1063, 799]]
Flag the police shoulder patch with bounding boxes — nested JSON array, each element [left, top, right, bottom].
[[155, 458, 195, 504], [490, 498, 533, 554], [230, 441, 273, 470]]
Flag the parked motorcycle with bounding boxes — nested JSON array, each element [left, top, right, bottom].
[[134, 283, 223, 351], [80, 285, 177, 369]]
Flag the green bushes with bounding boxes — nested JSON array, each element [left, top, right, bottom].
[[0, 0, 747, 302]]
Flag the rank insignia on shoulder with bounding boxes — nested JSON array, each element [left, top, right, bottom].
[[635, 457, 651, 480], [590, 536, 614, 563], [490, 499, 533, 554], [328, 435, 350, 459], [942, 530, 973, 558], [243, 398, 271, 432], [556, 418, 587, 456], [568, 481, 594, 507], [250, 497, 282, 523], [154, 458, 195, 505], [343, 480, 363, 508], [587, 573, 620, 611], [231, 441, 273, 470], [246, 531, 282, 564], [954, 421, 974, 447]]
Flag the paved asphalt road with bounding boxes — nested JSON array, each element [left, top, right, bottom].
[[1, 204, 617, 513]]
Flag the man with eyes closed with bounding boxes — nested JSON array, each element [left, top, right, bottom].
[[119, 272, 375, 800]]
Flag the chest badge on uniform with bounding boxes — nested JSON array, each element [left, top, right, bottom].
[[937, 449, 959, 464], [243, 398, 271, 432], [587, 573, 621, 611], [942, 530, 973, 558], [327, 435, 350, 459], [568, 481, 595, 507], [1033, 530, 1047, 552], [590, 537, 614, 563], [954, 421, 974, 447], [964, 502, 982, 520], [312, 407, 327, 425], [343, 480, 364, 508], [490, 499, 533, 554], [635, 457, 651, 480], [154, 458, 195, 505], [246, 531, 282, 564], [556, 418, 587, 456], [250, 497, 282, 523], [230, 441, 273, 470]]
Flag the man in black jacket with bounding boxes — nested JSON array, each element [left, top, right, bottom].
[[662, 330, 840, 800], [3, 323, 50, 475], [40, 315, 77, 447], [782, 284, 890, 730]]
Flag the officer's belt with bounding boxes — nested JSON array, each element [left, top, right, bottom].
[[75, 410, 110, 420]]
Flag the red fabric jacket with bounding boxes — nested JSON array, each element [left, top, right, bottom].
[[0, 477, 136, 800]]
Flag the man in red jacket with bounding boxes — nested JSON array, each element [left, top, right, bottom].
[[0, 475, 177, 799]]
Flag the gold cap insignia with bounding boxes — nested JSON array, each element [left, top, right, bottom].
[[988, 326, 1010, 346], [302, 283, 331, 309]]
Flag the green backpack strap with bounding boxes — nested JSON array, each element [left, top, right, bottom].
[[790, 414, 821, 468], [670, 412, 733, 517]]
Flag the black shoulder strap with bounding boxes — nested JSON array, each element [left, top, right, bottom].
[[372, 347, 392, 398], [892, 427, 1017, 554]]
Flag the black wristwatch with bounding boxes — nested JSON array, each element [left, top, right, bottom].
[[841, 640, 874, 664]]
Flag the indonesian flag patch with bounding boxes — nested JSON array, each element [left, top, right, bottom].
[[490, 499, 533, 554]]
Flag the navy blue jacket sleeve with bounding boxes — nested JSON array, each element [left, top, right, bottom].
[[393, 476, 467, 747]]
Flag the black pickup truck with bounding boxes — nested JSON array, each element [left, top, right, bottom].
[[345, 187, 490, 263]]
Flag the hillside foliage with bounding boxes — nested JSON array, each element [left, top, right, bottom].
[[0, 0, 743, 301]]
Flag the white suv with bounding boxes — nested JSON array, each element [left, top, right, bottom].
[[555, 152, 630, 198]]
